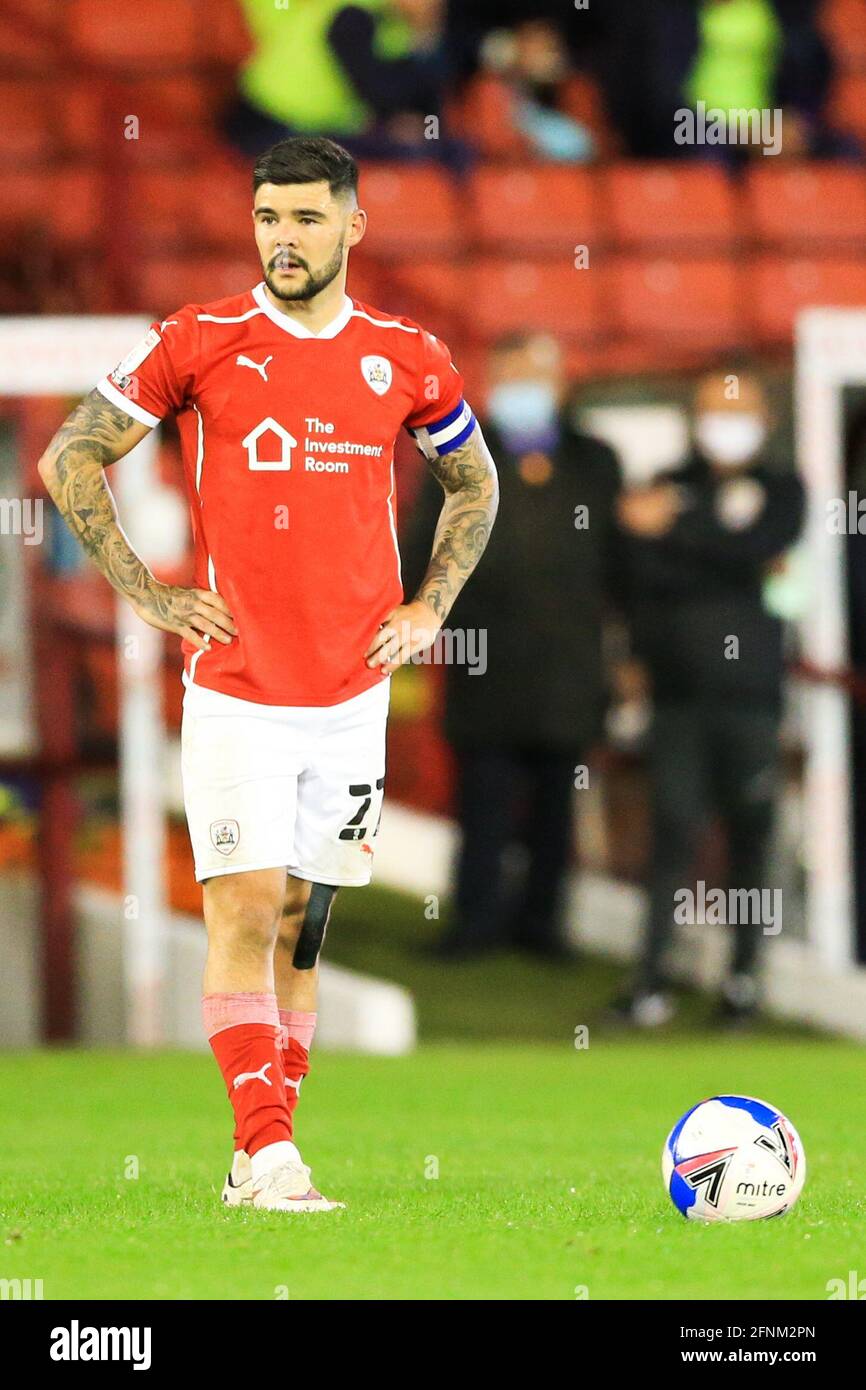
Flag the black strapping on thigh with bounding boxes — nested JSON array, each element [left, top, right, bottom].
[[292, 883, 337, 970]]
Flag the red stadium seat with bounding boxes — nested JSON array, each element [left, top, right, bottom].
[[448, 342, 485, 401], [748, 256, 866, 343], [581, 339, 715, 380], [746, 165, 866, 246], [118, 77, 219, 136], [469, 166, 600, 255], [0, 72, 221, 162], [0, 80, 56, 161], [828, 73, 866, 141], [606, 258, 742, 348], [384, 261, 464, 342], [134, 171, 202, 249], [132, 256, 261, 316], [821, 0, 866, 68], [603, 163, 738, 248], [0, 78, 179, 163], [358, 165, 464, 259], [388, 261, 462, 317], [202, 0, 253, 65], [468, 259, 600, 342], [453, 75, 528, 160], [344, 255, 386, 310], [61, 87, 105, 155], [133, 162, 252, 252], [0, 2, 68, 68], [68, 0, 200, 64], [0, 167, 102, 245], [67, 0, 244, 67]]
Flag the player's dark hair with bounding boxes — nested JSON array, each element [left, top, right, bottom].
[[252, 137, 359, 202]]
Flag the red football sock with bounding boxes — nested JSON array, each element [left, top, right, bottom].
[[203, 992, 292, 1159], [278, 1009, 317, 1137]]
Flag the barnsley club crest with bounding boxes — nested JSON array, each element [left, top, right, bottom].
[[361, 355, 392, 396], [210, 820, 240, 855]]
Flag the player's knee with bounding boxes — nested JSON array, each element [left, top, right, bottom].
[[206, 880, 283, 953], [292, 883, 337, 971]]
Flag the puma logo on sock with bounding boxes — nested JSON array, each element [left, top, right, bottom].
[[233, 1061, 273, 1090]]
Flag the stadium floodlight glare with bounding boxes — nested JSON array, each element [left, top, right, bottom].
[[0, 317, 170, 1045]]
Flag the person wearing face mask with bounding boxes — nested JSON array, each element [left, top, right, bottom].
[[613, 368, 805, 1027], [401, 332, 624, 959]]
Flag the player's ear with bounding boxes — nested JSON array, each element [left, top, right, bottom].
[[345, 207, 367, 249]]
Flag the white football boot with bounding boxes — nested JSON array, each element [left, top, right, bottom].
[[222, 1143, 345, 1212], [221, 1150, 253, 1206]]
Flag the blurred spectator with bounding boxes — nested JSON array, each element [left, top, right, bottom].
[[225, 0, 470, 168], [600, 0, 854, 161], [614, 367, 805, 1027], [478, 19, 597, 162], [402, 333, 623, 958]]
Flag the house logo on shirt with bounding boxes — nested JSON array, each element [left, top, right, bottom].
[[361, 355, 392, 396], [243, 417, 296, 471]]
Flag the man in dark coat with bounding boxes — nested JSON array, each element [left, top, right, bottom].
[[615, 367, 805, 1026], [402, 332, 623, 957]]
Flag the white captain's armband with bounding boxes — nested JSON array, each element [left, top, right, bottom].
[[409, 398, 476, 460]]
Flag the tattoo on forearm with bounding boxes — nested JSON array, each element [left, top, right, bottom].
[[40, 389, 161, 612], [415, 427, 499, 622]]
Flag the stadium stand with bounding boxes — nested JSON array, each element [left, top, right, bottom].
[[0, 0, 862, 369], [602, 164, 739, 250], [470, 258, 600, 343], [744, 165, 866, 247], [748, 256, 866, 344], [469, 165, 599, 255], [606, 258, 742, 352], [352, 165, 463, 260]]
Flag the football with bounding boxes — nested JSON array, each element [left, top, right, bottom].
[[662, 1094, 806, 1222]]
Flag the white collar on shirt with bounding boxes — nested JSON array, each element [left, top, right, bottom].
[[252, 282, 354, 339]]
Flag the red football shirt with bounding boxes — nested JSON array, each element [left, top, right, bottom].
[[95, 282, 476, 706]]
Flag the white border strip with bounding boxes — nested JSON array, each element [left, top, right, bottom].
[[0, 316, 168, 1046], [795, 308, 866, 970]]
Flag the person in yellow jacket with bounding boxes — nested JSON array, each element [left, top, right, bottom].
[[225, 0, 470, 168]]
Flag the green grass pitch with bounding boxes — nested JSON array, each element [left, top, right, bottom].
[[1, 1038, 864, 1301]]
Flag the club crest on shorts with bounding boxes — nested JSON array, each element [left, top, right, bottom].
[[361, 355, 392, 396], [210, 819, 240, 855]]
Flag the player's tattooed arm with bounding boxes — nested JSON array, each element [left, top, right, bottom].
[[414, 423, 499, 623], [365, 424, 497, 673], [37, 389, 236, 651]]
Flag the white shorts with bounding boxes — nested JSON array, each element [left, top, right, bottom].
[[180, 674, 390, 886]]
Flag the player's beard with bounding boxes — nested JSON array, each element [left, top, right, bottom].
[[265, 238, 345, 303]]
